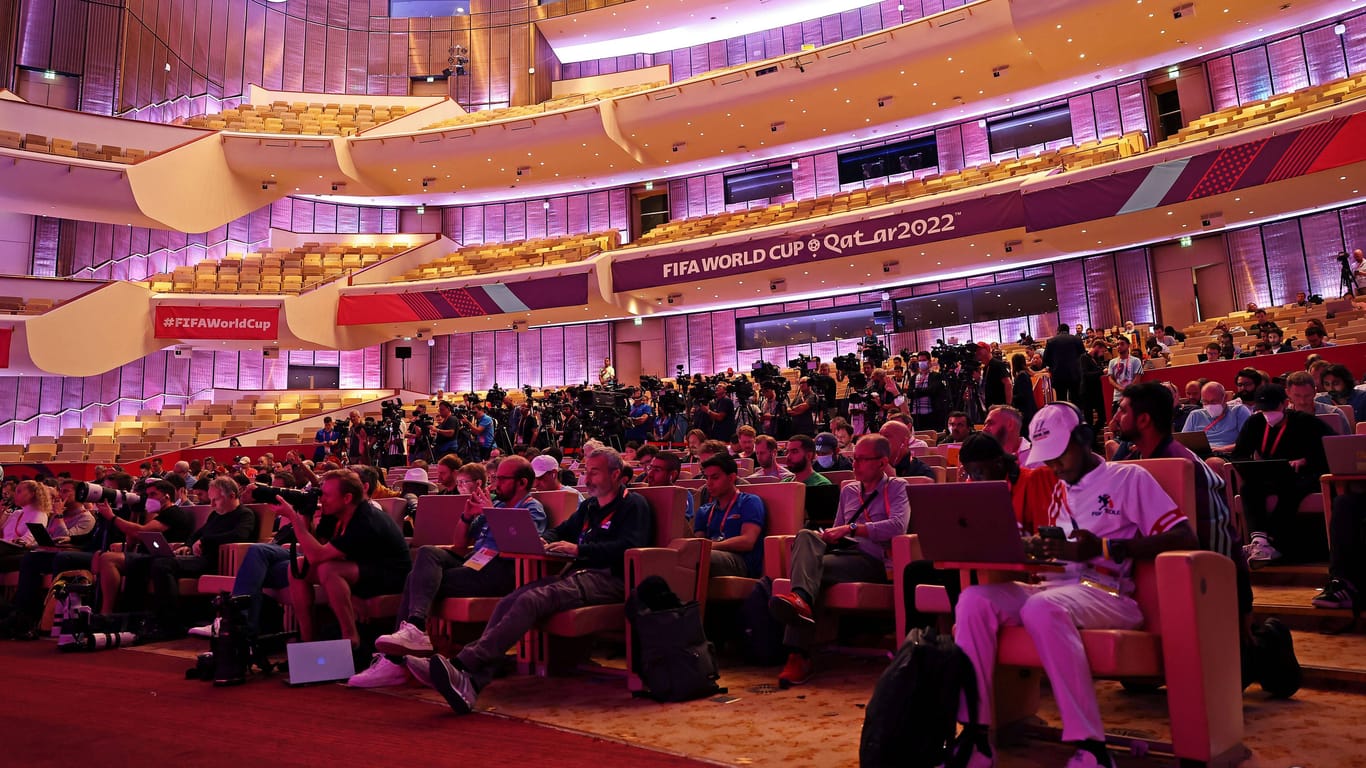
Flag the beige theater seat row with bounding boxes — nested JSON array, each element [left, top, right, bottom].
[[398, 231, 620, 282], [421, 81, 668, 131], [142, 243, 406, 295], [0, 130, 152, 163], [180, 101, 413, 137]]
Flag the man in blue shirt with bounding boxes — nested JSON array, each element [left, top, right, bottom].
[[1180, 381, 1249, 451], [625, 390, 655, 444], [351, 455, 547, 687], [694, 454, 766, 578], [466, 402, 496, 460], [314, 416, 340, 462]]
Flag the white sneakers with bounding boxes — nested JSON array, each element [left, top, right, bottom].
[[405, 656, 434, 689], [187, 618, 220, 638], [1244, 536, 1283, 569], [347, 654, 411, 688], [374, 621, 434, 656]]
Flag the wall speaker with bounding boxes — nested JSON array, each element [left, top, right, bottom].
[[395, 346, 413, 360]]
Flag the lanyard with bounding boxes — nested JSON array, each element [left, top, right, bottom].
[[1260, 419, 1287, 457], [847, 481, 889, 527], [1202, 408, 1227, 433], [705, 492, 740, 536], [581, 489, 625, 537]]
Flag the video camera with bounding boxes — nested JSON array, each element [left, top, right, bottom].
[[860, 334, 890, 366], [787, 354, 819, 378], [486, 384, 507, 408], [931, 339, 982, 372], [832, 353, 862, 376]]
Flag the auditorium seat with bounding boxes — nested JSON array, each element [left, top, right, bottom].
[[396, 230, 619, 282], [179, 100, 414, 137], [421, 81, 668, 131], [1155, 72, 1366, 148], [141, 243, 409, 295]]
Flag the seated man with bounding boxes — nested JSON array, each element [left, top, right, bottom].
[[1233, 384, 1332, 566], [1315, 491, 1365, 610], [532, 454, 584, 502], [940, 410, 974, 445], [1286, 371, 1349, 435], [953, 403, 1198, 768], [812, 432, 853, 472], [767, 434, 909, 687], [424, 448, 653, 714], [694, 454, 766, 578], [783, 434, 833, 487], [879, 420, 936, 480], [748, 435, 793, 480], [277, 469, 412, 663], [981, 405, 1031, 465], [1180, 381, 1249, 452], [349, 456, 547, 688], [135, 477, 256, 632], [643, 451, 694, 522], [93, 479, 193, 615]]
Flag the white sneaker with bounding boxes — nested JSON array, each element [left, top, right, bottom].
[[405, 656, 434, 689], [187, 618, 220, 638], [374, 620, 434, 656], [346, 654, 410, 688], [1065, 748, 1113, 768], [1244, 537, 1282, 569]]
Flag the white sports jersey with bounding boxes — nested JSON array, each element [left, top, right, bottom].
[[1042, 460, 1186, 595]]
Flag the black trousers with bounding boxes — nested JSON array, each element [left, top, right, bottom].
[[1329, 492, 1366, 588]]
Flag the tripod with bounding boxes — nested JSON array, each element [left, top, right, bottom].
[[1340, 258, 1361, 297]]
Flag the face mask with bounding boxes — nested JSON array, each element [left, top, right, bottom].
[[1263, 410, 1284, 426], [918, 361, 929, 371], [815, 454, 835, 468], [145, 498, 162, 514], [1206, 403, 1224, 418]]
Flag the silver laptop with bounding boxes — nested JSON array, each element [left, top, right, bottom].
[[907, 482, 1038, 564], [1174, 430, 1213, 457], [1324, 434, 1366, 475], [135, 531, 175, 558], [285, 639, 355, 686], [482, 506, 573, 558]]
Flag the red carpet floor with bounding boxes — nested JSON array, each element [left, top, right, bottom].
[[0, 642, 715, 768]]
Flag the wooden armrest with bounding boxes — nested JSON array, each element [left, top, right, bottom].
[[217, 542, 256, 576], [625, 538, 712, 604], [763, 534, 797, 580]]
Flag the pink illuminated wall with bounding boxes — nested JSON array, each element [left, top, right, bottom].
[[0, 345, 383, 444], [429, 322, 614, 392], [11, 0, 122, 114], [1227, 202, 1366, 308], [562, 0, 971, 82], [442, 189, 629, 244], [665, 81, 1147, 219], [1205, 10, 1366, 111]]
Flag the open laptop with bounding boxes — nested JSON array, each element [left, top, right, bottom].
[[1174, 430, 1214, 458], [482, 506, 574, 558], [25, 522, 73, 550], [803, 483, 841, 528], [906, 482, 1040, 564], [1230, 460, 1297, 493], [134, 531, 175, 558], [1324, 434, 1366, 475], [284, 639, 355, 686]]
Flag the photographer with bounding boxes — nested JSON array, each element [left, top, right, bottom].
[[789, 378, 820, 437], [345, 411, 368, 465], [432, 400, 462, 458], [814, 363, 838, 423], [91, 479, 192, 615], [700, 382, 737, 441], [406, 403, 433, 461], [906, 350, 947, 431], [464, 402, 496, 460], [625, 389, 654, 444], [978, 343, 1012, 411], [512, 398, 540, 449]]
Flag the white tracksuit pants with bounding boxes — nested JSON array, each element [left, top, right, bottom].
[[954, 581, 1144, 742]]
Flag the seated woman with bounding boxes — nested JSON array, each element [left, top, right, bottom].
[[0, 480, 53, 572]]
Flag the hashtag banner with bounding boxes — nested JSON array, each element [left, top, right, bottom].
[[153, 305, 280, 340]]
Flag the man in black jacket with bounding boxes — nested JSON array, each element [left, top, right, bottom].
[[426, 448, 653, 714], [1232, 384, 1332, 567], [1043, 323, 1086, 405]]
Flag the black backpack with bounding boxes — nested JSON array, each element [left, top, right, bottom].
[[738, 576, 788, 665], [626, 575, 724, 702], [859, 628, 982, 768]]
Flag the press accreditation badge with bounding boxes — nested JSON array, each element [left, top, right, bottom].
[[465, 547, 497, 571]]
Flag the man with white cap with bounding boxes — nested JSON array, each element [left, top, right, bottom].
[[531, 453, 583, 502], [349, 455, 546, 688], [949, 402, 1198, 768]]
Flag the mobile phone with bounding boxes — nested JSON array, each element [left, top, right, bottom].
[[1038, 525, 1066, 540]]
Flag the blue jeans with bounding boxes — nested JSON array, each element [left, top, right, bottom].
[[231, 543, 292, 632]]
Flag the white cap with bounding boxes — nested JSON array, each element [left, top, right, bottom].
[[530, 455, 560, 477], [1025, 404, 1081, 466], [401, 467, 438, 490]]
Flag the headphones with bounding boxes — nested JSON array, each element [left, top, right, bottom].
[[1050, 400, 1094, 449]]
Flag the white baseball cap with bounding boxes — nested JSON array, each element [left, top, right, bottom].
[[530, 455, 560, 478], [1025, 404, 1081, 466]]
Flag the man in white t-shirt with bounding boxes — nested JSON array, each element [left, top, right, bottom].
[[951, 403, 1198, 768], [1105, 337, 1142, 406]]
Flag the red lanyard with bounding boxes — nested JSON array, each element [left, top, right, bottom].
[[581, 489, 626, 535], [1260, 419, 1287, 457], [1202, 408, 1227, 433], [705, 492, 740, 536]]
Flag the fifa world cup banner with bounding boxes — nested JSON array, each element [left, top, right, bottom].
[[610, 192, 1026, 292], [154, 305, 280, 340]]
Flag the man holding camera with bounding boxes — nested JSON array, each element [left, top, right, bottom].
[[279, 470, 411, 661], [465, 402, 496, 460], [93, 479, 192, 615], [788, 378, 820, 437], [700, 382, 737, 442]]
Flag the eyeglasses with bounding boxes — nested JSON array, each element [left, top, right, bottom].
[[493, 475, 520, 482]]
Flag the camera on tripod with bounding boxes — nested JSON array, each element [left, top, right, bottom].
[[787, 354, 819, 378]]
